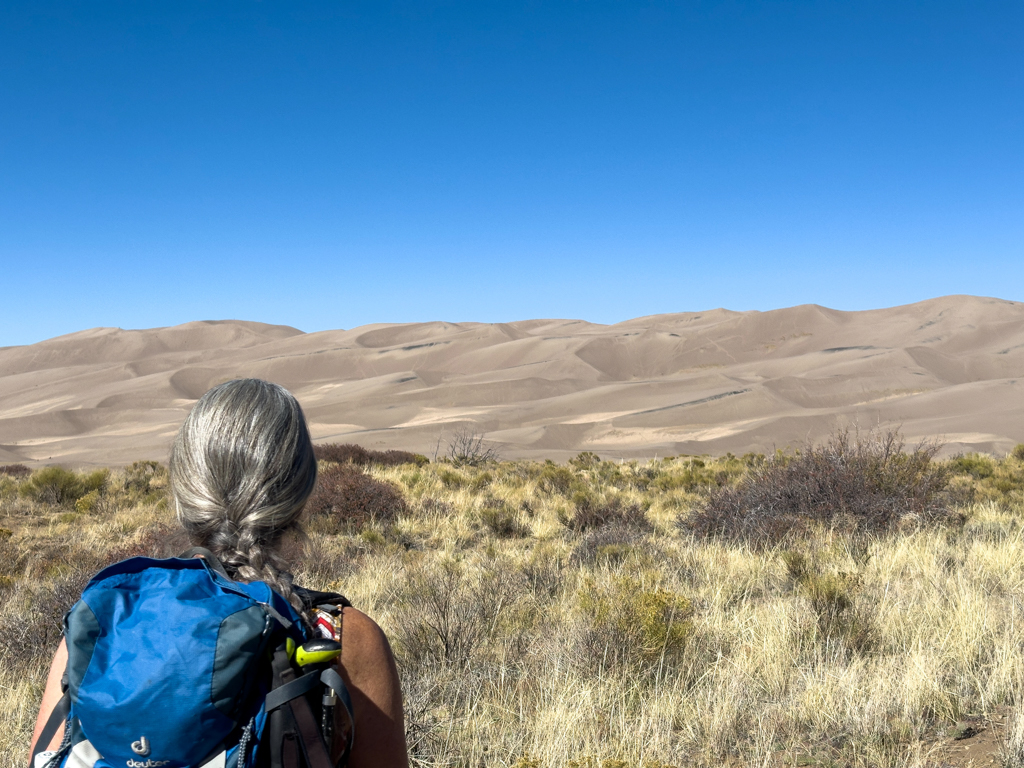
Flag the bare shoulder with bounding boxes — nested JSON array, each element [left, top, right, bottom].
[[340, 606, 389, 649], [340, 607, 395, 672], [337, 605, 401, 698], [29, 639, 69, 758], [335, 606, 408, 768]]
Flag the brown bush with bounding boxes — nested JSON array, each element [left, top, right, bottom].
[[479, 497, 529, 538], [392, 558, 530, 668], [122, 460, 165, 494], [314, 443, 427, 467], [0, 569, 93, 659], [305, 464, 407, 531], [562, 494, 652, 534], [570, 524, 646, 565], [296, 533, 358, 586], [522, 541, 568, 598], [0, 464, 31, 478], [0, 530, 24, 579], [111, 522, 185, 560], [419, 497, 455, 517], [679, 428, 955, 545]]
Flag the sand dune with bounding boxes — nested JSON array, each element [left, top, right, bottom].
[[1, 296, 1023, 466]]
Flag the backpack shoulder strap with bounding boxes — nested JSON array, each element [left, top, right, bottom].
[[282, 589, 358, 765], [266, 647, 336, 768], [178, 547, 232, 579], [30, 689, 70, 767]]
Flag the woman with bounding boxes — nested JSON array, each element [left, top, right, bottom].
[[30, 378, 408, 768]]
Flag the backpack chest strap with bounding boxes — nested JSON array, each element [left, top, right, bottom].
[[264, 672, 322, 712]]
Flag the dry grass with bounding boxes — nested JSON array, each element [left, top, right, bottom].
[[4, 446, 1024, 767]]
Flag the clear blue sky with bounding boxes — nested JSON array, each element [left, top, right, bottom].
[[1, 1, 1021, 347]]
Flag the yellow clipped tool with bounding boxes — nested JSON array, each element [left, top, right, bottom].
[[286, 637, 296, 659], [295, 638, 342, 668]]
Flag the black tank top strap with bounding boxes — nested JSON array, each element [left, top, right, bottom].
[[292, 584, 352, 611]]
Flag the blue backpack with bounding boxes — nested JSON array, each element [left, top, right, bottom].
[[31, 551, 354, 768]]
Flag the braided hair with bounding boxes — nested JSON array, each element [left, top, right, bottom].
[[169, 378, 317, 623]]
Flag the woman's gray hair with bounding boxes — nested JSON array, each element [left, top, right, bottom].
[[169, 378, 317, 619]]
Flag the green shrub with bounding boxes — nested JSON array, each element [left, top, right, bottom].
[[18, 466, 109, 507], [0, 464, 31, 478], [618, 462, 661, 492], [20, 467, 87, 506], [594, 542, 634, 564], [946, 451, 1024, 505], [780, 550, 809, 582], [569, 451, 601, 469], [949, 453, 996, 480], [123, 460, 163, 493], [538, 464, 578, 495], [82, 469, 109, 494], [479, 498, 529, 538], [359, 529, 387, 547], [741, 452, 767, 467], [577, 575, 693, 671], [565, 758, 672, 768], [801, 570, 871, 651], [571, 524, 647, 565], [75, 489, 101, 514], [650, 457, 743, 493], [1012, 444, 1024, 462], [436, 468, 466, 489], [522, 541, 568, 598], [469, 471, 493, 492], [781, 550, 871, 651]]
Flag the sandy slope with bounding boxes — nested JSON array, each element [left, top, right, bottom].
[[1, 296, 1023, 466]]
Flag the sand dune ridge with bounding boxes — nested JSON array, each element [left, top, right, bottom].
[[1, 295, 1022, 465]]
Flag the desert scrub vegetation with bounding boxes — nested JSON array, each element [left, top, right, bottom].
[[313, 442, 429, 467], [305, 462, 408, 533], [5, 438, 1024, 767], [680, 429, 959, 545]]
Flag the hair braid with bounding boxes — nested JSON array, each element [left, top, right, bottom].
[[170, 379, 318, 628], [227, 524, 310, 624]]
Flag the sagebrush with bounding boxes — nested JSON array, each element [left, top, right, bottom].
[[4, 438, 1024, 768], [681, 428, 957, 544]]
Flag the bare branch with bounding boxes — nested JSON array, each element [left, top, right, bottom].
[[445, 428, 500, 467]]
